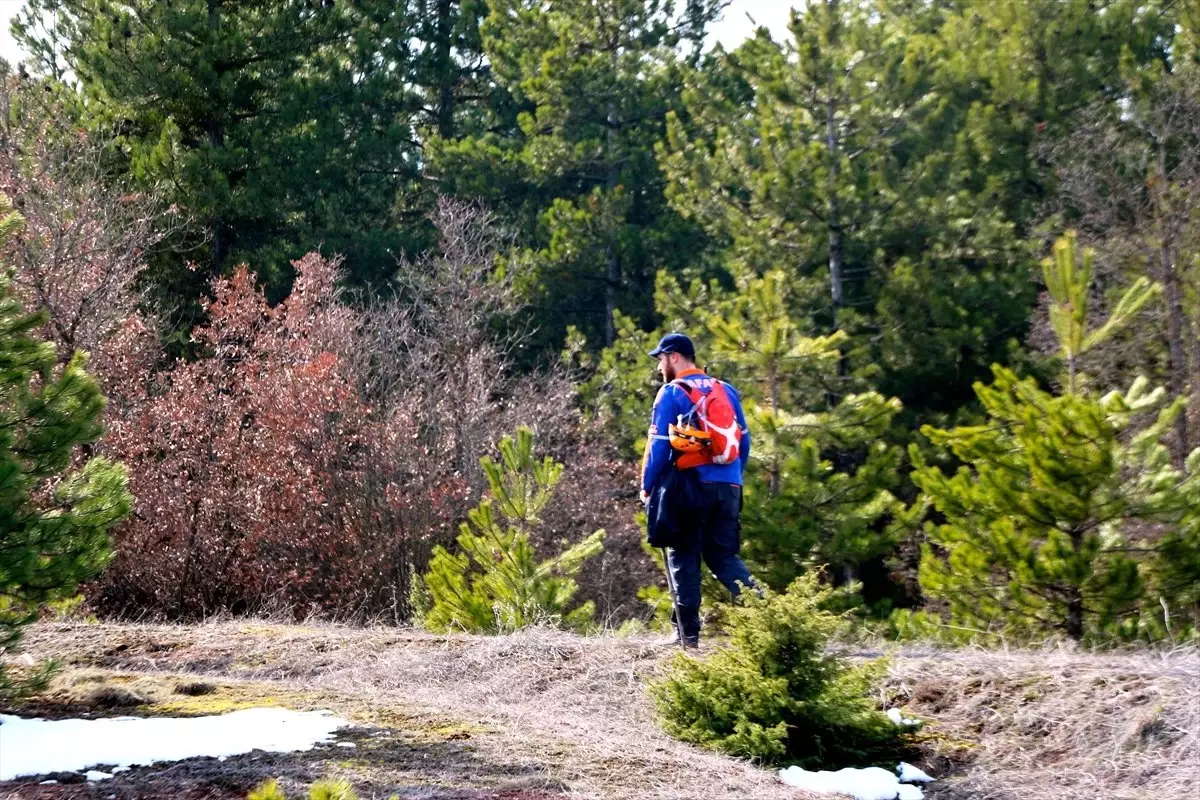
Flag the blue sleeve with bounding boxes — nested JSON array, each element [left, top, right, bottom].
[[727, 383, 751, 470], [642, 383, 681, 493]]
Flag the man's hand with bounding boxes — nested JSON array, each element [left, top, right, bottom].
[[639, 489, 650, 507]]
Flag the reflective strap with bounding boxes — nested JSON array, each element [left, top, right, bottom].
[[649, 434, 672, 441]]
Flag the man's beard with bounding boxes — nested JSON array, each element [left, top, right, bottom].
[[663, 363, 677, 382]]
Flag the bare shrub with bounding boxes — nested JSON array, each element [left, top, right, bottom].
[[0, 68, 181, 364]]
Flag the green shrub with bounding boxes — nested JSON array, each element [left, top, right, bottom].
[[247, 779, 287, 800], [882, 608, 984, 646], [418, 426, 604, 633], [650, 576, 908, 768], [307, 779, 357, 800], [248, 778, 376, 800]]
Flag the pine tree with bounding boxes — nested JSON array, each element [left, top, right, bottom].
[[660, 0, 1038, 416], [567, 313, 658, 458], [15, 0, 423, 317], [434, 0, 723, 356], [419, 426, 605, 633], [912, 234, 1200, 641], [1046, 37, 1200, 465], [0, 194, 131, 695], [651, 575, 906, 767]]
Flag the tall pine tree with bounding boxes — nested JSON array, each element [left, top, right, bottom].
[[432, 0, 723, 355], [15, 0, 424, 325], [661, 0, 1037, 417]]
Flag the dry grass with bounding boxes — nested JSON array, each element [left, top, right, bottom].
[[888, 646, 1200, 800], [7, 622, 1200, 800], [8, 623, 800, 800]]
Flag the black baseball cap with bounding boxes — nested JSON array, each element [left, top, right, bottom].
[[648, 332, 695, 360]]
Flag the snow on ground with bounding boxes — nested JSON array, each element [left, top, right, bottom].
[[887, 708, 921, 727], [897, 762, 933, 783], [0, 708, 350, 781], [778, 762, 934, 800]]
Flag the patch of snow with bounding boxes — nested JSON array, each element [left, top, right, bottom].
[[38, 781, 57, 786], [779, 765, 916, 800], [897, 762, 933, 783], [335, 742, 356, 749], [779, 762, 935, 800], [0, 708, 349, 781], [111, 766, 131, 774], [886, 708, 921, 727], [85, 771, 113, 782]]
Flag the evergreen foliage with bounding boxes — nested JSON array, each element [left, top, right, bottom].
[[419, 426, 605, 633], [651, 576, 907, 768], [0, 194, 131, 697], [434, 0, 723, 355], [8, 0, 1199, 639], [15, 0, 426, 319], [660, 0, 1038, 417], [912, 234, 1200, 641]]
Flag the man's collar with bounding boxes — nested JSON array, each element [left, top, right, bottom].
[[676, 367, 706, 379]]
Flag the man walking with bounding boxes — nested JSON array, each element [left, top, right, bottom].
[[641, 332, 756, 647]]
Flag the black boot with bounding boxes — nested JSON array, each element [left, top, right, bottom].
[[666, 604, 700, 648]]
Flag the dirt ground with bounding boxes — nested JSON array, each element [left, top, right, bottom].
[[2, 622, 1197, 800]]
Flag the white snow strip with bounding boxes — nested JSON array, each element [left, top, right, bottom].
[[111, 766, 131, 774], [0, 708, 349, 781], [779, 762, 934, 800], [778, 765, 921, 800], [335, 742, 357, 749], [85, 771, 113, 782], [38, 781, 57, 786], [886, 708, 921, 727], [897, 762, 933, 783]]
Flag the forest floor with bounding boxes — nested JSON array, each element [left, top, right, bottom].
[[1, 621, 1197, 800]]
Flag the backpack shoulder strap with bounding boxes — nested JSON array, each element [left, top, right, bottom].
[[671, 378, 707, 420], [669, 378, 701, 400]]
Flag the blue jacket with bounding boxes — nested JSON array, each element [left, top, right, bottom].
[[641, 368, 751, 493]]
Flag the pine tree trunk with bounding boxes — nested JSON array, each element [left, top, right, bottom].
[[1066, 528, 1085, 640], [825, 101, 845, 332], [1156, 143, 1189, 466], [768, 360, 781, 496], [1191, 311, 1200, 459], [208, 0, 228, 273], [824, 2, 848, 388], [434, 0, 456, 140], [605, 243, 618, 347], [1065, 590, 1084, 641], [1161, 246, 1189, 466], [604, 103, 620, 347]]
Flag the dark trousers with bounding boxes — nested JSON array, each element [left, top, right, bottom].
[[667, 482, 755, 642]]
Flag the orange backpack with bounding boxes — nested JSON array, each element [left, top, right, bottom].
[[669, 377, 743, 469]]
